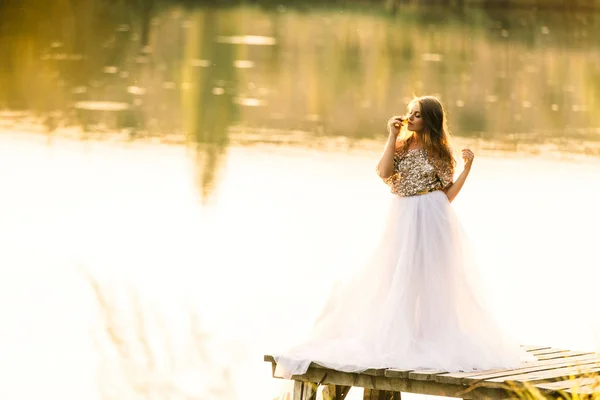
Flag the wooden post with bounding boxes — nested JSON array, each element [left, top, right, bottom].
[[322, 384, 352, 400], [291, 380, 319, 400], [292, 381, 304, 400], [363, 389, 402, 400]]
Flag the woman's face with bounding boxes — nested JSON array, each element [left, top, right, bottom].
[[406, 102, 425, 133]]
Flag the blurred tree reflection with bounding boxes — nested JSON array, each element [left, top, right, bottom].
[[182, 8, 239, 202]]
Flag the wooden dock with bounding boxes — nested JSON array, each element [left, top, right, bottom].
[[265, 346, 600, 399]]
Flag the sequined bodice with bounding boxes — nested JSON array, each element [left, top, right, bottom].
[[379, 149, 454, 197]]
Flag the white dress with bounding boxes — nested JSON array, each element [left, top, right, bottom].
[[274, 149, 530, 379]]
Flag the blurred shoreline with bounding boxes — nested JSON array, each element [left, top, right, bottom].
[[2, 119, 600, 163]]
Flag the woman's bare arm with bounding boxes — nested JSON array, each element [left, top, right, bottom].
[[444, 149, 474, 203], [377, 117, 403, 179]]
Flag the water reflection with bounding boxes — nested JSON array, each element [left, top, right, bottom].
[[1, 0, 600, 197], [181, 9, 240, 201]]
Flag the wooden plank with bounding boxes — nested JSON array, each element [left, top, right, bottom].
[[469, 362, 600, 388], [499, 363, 600, 386], [384, 369, 413, 379], [305, 363, 385, 377], [433, 351, 549, 384], [535, 376, 599, 392], [529, 348, 570, 356], [271, 361, 277, 377], [263, 356, 385, 377], [265, 354, 275, 363], [362, 368, 387, 377], [436, 370, 501, 385], [522, 345, 552, 352], [438, 353, 600, 385], [564, 381, 600, 396], [407, 369, 448, 381], [460, 355, 600, 385], [536, 350, 594, 361]]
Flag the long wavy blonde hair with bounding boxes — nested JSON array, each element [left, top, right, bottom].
[[396, 96, 455, 168]]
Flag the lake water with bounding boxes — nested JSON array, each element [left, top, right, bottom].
[[1, 131, 599, 400], [1, 1, 600, 399]]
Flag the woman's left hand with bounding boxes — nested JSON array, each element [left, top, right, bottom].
[[462, 148, 474, 170]]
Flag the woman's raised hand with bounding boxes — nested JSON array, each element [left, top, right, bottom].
[[462, 148, 475, 170], [387, 116, 404, 136]]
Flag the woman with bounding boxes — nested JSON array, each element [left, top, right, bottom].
[[274, 96, 529, 379]]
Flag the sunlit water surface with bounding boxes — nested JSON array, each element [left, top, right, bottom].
[[0, 131, 599, 399]]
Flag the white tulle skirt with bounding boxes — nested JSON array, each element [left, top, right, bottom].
[[274, 190, 530, 379]]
